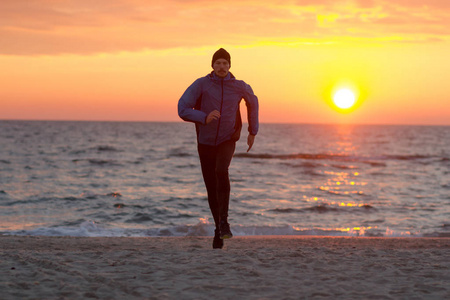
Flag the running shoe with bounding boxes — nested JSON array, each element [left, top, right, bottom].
[[213, 229, 223, 249], [220, 221, 233, 239]]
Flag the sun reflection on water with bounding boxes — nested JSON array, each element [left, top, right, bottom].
[[292, 225, 376, 237], [307, 167, 369, 207], [303, 195, 370, 208], [308, 125, 371, 209]]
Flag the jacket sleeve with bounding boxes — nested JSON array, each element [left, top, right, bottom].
[[178, 78, 207, 124], [243, 83, 259, 135]]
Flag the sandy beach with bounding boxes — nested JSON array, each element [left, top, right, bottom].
[[1, 236, 449, 299]]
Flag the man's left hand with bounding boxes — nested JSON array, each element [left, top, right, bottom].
[[247, 134, 255, 152]]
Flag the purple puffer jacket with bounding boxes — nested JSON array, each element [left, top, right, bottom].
[[178, 72, 259, 146]]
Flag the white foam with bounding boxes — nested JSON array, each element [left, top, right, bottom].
[[3, 220, 422, 238]]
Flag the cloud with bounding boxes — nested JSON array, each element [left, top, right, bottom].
[[0, 0, 449, 56]]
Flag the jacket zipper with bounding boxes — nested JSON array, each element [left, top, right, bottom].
[[214, 78, 224, 146]]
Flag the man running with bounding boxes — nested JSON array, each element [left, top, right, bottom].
[[178, 48, 259, 249]]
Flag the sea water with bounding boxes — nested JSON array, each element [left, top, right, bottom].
[[0, 121, 449, 237]]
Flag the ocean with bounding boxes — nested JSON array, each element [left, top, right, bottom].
[[0, 121, 449, 237]]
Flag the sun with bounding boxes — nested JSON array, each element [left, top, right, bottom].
[[333, 88, 356, 109]]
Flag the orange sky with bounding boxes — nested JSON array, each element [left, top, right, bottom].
[[1, 0, 449, 125]]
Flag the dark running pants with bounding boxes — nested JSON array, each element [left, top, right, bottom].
[[197, 140, 236, 229]]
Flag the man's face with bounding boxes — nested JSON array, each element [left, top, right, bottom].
[[213, 58, 230, 78]]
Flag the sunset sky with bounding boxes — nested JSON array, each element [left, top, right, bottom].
[[1, 0, 449, 125]]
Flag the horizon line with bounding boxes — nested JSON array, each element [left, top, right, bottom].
[[0, 119, 448, 127]]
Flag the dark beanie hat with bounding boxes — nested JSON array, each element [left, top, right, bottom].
[[211, 48, 231, 67]]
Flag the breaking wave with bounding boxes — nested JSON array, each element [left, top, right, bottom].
[[3, 220, 443, 238]]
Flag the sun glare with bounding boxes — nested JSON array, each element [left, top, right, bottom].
[[333, 88, 356, 109]]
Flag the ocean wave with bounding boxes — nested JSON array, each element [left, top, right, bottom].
[[125, 213, 153, 223], [107, 192, 122, 197], [95, 145, 121, 152], [72, 159, 122, 166], [3, 195, 89, 207], [330, 164, 359, 170], [234, 152, 441, 164], [58, 219, 87, 227], [268, 205, 375, 214], [68, 145, 122, 155], [3, 220, 433, 238], [168, 147, 193, 158]]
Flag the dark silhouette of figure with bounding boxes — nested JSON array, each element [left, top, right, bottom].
[[178, 48, 259, 248]]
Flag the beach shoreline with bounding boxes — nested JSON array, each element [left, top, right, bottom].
[[1, 235, 449, 299]]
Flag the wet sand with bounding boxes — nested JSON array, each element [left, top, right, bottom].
[[1, 235, 449, 299]]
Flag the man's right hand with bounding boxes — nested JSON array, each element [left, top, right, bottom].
[[206, 110, 221, 124]]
